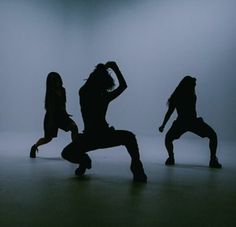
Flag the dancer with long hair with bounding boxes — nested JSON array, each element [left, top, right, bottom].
[[62, 62, 147, 182], [159, 76, 222, 168], [30, 72, 78, 158]]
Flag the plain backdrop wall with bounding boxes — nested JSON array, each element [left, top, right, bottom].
[[0, 0, 236, 140]]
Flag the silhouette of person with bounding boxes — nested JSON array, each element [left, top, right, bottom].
[[30, 72, 79, 158], [61, 62, 147, 182], [159, 76, 222, 168]]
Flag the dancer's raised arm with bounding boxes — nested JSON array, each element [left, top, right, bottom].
[[105, 61, 127, 101]]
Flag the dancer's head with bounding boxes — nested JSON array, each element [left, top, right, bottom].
[[45, 72, 64, 109], [177, 75, 196, 91], [85, 63, 115, 92], [168, 76, 196, 105], [46, 72, 63, 91]]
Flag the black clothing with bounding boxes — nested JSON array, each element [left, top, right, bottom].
[[44, 87, 75, 138], [63, 86, 140, 162], [61, 63, 147, 181], [44, 113, 75, 138], [166, 117, 215, 140], [79, 86, 110, 133], [172, 94, 197, 121], [62, 129, 140, 163]]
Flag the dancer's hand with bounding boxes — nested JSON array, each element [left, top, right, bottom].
[[159, 125, 164, 133], [105, 61, 118, 70]]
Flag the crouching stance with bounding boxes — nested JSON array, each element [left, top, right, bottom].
[[62, 62, 147, 182], [159, 76, 222, 168], [30, 72, 78, 158]]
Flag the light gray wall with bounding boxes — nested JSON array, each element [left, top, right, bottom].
[[0, 0, 236, 140]]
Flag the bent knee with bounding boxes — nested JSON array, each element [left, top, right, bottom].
[[165, 133, 176, 143], [61, 143, 75, 160], [61, 146, 69, 160], [70, 123, 78, 132], [207, 129, 217, 140], [128, 131, 136, 139], [124, 131, 137, 141], [118, 131, 137, 146], [45, 137, 53, 143]]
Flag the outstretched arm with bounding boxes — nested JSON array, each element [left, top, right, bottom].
[[159, 104, 175, 132], [105, 61, 127, 101]]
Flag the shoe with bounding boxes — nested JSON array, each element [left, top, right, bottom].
[[75, 154, 92, 176], [209, 157, 222, 168], [30, 145, 38, 158], [165, 157, 175, 165], [130, 160, 147, 183]]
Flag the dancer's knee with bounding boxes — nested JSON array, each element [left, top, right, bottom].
[[202, 125, 217, 140], [61, 142, 76, 160], [128, 131, 136, 140], [208, 129, 217, 142], [165, 134, 174, 145], [62, 141, 85, 164], [61, 144, 70, 160], [123, 131, 137, 145], [70, 123, 79, 134], [44, 137, 53, 143]]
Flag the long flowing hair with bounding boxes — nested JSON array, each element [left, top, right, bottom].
[[168, 76, 196, 106], [84, 63, 115, 92], [45, 72, 64, 110]]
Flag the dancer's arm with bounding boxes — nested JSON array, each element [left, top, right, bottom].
[[105, 61, 127, 101], [159, 104, 175, 132]]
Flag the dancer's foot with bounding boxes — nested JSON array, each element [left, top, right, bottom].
[[130, 160, 147, 183], [30, 145, 38, 158], [165, 157, 175, 165], [209, 157, 222, 168], [75, 154, 92, 176]]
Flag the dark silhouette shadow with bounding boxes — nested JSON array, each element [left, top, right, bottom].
[[36, 157, 63, 161], [70, 175, 92, 182], [61, 61, 147, 183], [30, 72, 79, 158], [159, 76, 222, 168], [173, 163, 209, 169]]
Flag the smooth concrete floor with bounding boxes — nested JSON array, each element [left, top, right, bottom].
[[0, 132, 236, 227]]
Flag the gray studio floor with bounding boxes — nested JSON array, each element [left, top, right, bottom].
[[0, 132, 236, 227]]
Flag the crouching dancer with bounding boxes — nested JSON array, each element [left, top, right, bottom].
[[159, 76, 222, 168], [62, 62, 147, 182]]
